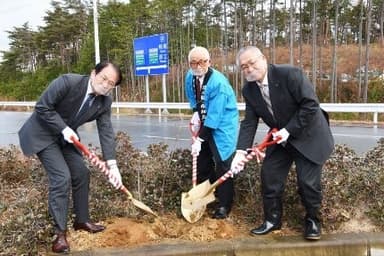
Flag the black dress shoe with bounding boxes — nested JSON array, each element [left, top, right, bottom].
[[73, 222, 105, 233], [52, 231, 69, 253], [304, 217, 321, 240], [250, 220, 282, 235], [212, 206, 230, 219]]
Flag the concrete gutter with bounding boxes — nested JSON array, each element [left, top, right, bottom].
[[71, 232, 384, 256]]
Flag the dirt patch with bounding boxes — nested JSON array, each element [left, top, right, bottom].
[[68, 213, 251, 251], [68, 209, 379, 252], [338, 206, 377, 233]]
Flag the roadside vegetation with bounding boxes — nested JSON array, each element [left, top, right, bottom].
[[1, 132, 383, 254], [0, 1, 383, 105]]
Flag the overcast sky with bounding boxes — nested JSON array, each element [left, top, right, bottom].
[[0, 0, 129, 60], [0, 0, 51, 55], [0, 0, 361, 60]]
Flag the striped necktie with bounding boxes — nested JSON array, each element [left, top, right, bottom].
[[259, 84, 274, 116]]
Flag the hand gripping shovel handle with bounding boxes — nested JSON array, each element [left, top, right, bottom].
[[71, 137, 119, 184], [71, 136, 157, 216], [192, 153, 197, 187], [189, 122, 200, 187], [206, 128, 280, 194]]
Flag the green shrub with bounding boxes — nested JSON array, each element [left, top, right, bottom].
[[1, 133, 384, 254]]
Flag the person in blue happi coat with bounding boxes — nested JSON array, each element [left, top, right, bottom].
[[185, 46, 239, 219]]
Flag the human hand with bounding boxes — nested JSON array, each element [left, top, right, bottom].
[[61, 126, 78, 143], [190, 111, 201, 135], [191, 137, 203, 156], [273, 128, 290, 144], [230, 150, 247, 175], [106, 159, 123, 189], [251, 147, 266, 163]]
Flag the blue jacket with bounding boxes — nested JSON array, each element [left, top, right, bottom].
[[185, 68, 239, 160]]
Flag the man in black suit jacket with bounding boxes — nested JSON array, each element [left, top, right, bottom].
[[231, 46, 334, 240], [18, 61, 123, 253]]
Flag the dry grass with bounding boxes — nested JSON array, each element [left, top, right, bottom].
[[1, 133, 384, 254]]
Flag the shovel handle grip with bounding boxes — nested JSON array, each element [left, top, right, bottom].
[[210, 128, 280, 190], [189, 120, 200, 187], [71, 136, 127, 193], [255, 128, 279, 151], [192, 153, 197, 187], [72, 137, 157, 216], [189, 121, 200, 138], [72, 137, 91, 156]]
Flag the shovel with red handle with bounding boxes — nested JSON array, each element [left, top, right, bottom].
[[181, 128, 280, 223], [180, 121, 207, 223], [71, 136, 158, 217]]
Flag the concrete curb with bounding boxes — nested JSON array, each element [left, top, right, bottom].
[[70, 232, 384, 256]]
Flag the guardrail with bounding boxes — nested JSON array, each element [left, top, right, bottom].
[[1, 101, 383, 127]]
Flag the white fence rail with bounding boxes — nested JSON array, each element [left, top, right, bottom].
[[1, 101, 383, 126]]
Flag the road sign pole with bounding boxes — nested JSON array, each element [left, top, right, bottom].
[[162, 74, 169, 115], [145, 75, 152, 114], [133, 33, 169, 115]]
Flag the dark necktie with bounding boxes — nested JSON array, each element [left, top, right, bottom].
[[196, 78, 201, 101], [77, 93, 95, 118]]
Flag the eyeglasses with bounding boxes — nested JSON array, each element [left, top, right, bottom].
[[189, 59, 209, 68], [240, 55, 264, 71], [99, 74, 117, 88], [240, 60, 259, 71]]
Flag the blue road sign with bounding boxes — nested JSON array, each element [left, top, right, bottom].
[[133, 33, 169, 76]]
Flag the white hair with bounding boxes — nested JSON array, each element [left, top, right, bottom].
[[188, 46, 210, 62], [236, 46, 263, 66]]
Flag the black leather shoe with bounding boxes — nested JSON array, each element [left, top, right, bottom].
[[250, 221, 282, 235], [73, 222, 105, 233], [304, 217, 321, 240], [212, 206, 230, 219], [52, 231, 70, 253]]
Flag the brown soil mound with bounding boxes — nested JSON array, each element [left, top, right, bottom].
[[68, 213, 250, 251], [68, 208, 377, 252]]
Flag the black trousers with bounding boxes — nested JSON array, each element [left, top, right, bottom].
[[197, 138, 234, 209], [261, 143, 323, 216], [37, 141, 90, 232]]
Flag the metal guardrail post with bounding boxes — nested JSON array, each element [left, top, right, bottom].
[[373, 112, 378, 129]]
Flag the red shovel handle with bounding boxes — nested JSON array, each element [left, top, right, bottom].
[[211, 128, 280, 189], [189, 121, 200, 187], [72, 138, 91, 156], [255, 128, 279, 151], [71, 136, 125, 192]]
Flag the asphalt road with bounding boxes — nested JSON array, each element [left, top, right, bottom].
[[1, 111, 383, 156]]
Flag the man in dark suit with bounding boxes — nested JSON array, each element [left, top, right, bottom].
[[18, 61, 123, 253], [231, 46, 334, 240]]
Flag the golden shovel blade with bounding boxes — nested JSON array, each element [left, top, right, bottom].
[[182, 192, 216, 210], [131, 198, 158, 217], [181, 192, 206, 223], [181, 180, 216, 223], [122, 186, 158, 217], [182, 180, 212, 200]]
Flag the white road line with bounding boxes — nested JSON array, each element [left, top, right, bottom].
[[145, 132, 382, 141], [144, 135, 190, 141], [332, 133, 383, 139]]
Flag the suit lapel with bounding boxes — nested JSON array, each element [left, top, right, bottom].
[[267, 66, 281, 126], [68, 78, 91, 127]]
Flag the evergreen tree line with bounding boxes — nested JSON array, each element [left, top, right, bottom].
[[0, 0, 383, 103]]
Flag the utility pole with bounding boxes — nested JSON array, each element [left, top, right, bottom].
[[93, 0, 100, 64]]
